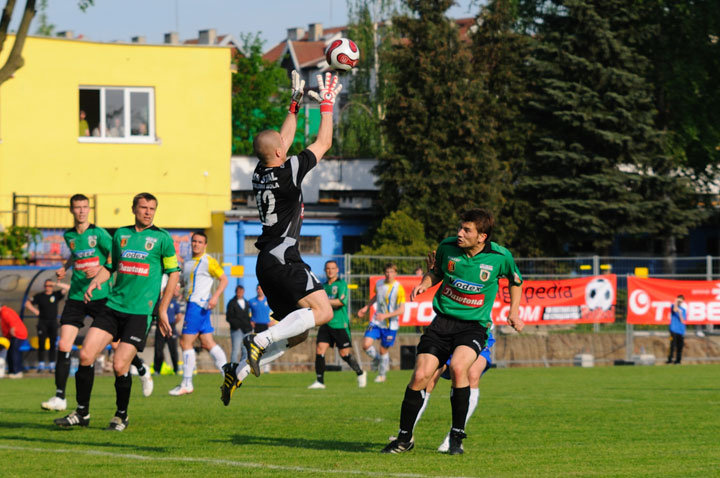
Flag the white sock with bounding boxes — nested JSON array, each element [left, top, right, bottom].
[[182, 349, 196, 386], [379, 353, 390, 376], [465, 388, 479, 426], [234, 363, 251, 382], [259, 339, 288, 366], [255, 308, 315, 348], [415, 392, 431, 428], [364, 346, 378, 359], [209, 344, 227, 371]]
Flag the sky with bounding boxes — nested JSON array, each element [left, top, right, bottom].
[[12, 0, 479, 50]]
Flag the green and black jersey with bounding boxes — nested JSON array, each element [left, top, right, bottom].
[[103, 225, 180, 316], [64, 224, 113, 301], [432, 237, 523, 327], [324, 279, 349, 329]]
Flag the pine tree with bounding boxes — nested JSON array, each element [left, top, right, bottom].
[[376, 0, 504, 242]]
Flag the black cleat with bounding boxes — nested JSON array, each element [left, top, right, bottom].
[[381, 437, 415, 454], [244, 334, 265, 377], [448, 429, 467, 455], [54, 410, 90, 428], [220, 363, 243, 406], [106, 415, 129, 431]]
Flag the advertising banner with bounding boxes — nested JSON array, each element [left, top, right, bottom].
[[627, 276, 720, 325], [368, 274, 617, 327]]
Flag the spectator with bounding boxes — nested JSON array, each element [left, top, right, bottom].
[[0, 336, 8, 378], [667, 295, 687, 364], [248, 285, 271, 333], [107, 115, 124, 137], [414, 266, 424, 276], [79, 110, 89, 136], [1, 303, 29, 378], [25, 279, 69, 372], [153, 283, 183, 375], [226, 285, 252, 363]]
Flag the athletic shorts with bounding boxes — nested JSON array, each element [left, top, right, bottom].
[[182, 301, 214, 335], [253, 322, 269, 333], [317, 324, 352, 349], [364, 324, 397, 348], [92, 306, 151, 352], [417, 314, 488, 366], [441, 332, 495, 380], [60, 298, 108, 329], [256, 243, 323, 320]]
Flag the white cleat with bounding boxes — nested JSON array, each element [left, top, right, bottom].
[[307, 381, 326, 390], [41, 396, 67, 411], [374, 374, 386, 383], [357, 371, 367, 388], [437, 433, 451, 453], [139, 372, 154, 397], [168, 384, 194, 396]]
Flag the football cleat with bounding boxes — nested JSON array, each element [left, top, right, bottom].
[[168, 384, 194, 396], [448, 429, 467, 455], [374, 374, 386, 383], [244, 334, 266, 377], [357, 371, 367, 388], [54, 410, 90, 428], [41, 396, 67, 411], [381, 437, 415, 454], [307, 381, 326, 389], [220, 363, 243, 406], [106, 415, 129, 431], [139, 371, 154, 397]]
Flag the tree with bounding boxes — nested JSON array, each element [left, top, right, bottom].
[[0, 225, 40, 263], [376, 0, 504, 243], [0, 0, 92, 86], [517, 0, 668, 255], [34, 0, 52, 36], [231, 33, 304, 155]]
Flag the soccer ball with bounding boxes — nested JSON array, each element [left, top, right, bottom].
[[325, 38, 359, 71], [585, 278, 614, 311]]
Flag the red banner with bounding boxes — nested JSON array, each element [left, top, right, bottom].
[[367, 275, 617, 327], [627, 277, 720, 325]]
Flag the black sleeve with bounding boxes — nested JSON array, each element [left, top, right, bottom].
[[55, 290, 65, 300], [291, 149, 318, 186]]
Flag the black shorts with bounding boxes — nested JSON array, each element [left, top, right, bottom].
[[256, 243, 323, 320], [60, 298, 108, 329], [92, 306, 151, 352], [316, 324, 352, 349], [254, 322, 269, 333], [417, 314, 488, 365]]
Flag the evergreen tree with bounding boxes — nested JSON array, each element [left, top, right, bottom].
[[376, 0, 503, 242], [518, 0, 662, 254]]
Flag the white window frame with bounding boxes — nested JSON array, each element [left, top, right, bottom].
[[79, 86, 157, 144]]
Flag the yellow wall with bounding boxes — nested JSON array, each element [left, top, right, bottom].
[[0, 36, 231, 229]]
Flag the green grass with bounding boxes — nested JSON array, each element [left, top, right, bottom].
[[1, 365, 719, 477]]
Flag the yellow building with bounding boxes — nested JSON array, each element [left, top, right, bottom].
[[0, 35, 232, 234]]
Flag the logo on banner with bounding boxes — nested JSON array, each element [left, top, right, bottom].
[[441, 284, 484, 307], [120, 235, 130, 247], [585, 278, 614, 310], [69, 239, 75, 250], [118, 260, 150, 276], [88, 235, 97, 247], [145, 237, 157, 251]]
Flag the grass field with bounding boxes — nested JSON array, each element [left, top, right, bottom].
[[1, 365, 719, 477]]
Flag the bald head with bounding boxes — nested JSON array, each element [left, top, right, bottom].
[[254, 130, 283, 163]]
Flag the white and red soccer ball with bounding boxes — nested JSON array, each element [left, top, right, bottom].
[[325, 38, 359, 71]]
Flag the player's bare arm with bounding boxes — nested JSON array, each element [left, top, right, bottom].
[[357, 294, 377, 318], [49, 281, 70, 292], [306, 72, 342, 161], [83, 267, 111, 303], [411, 270, 441, 301], [507, 284, 524, 332], [157, 271, 180, 337], [207, 273, 228, 310]]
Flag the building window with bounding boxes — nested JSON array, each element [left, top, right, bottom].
[[243, 235, 321, 255], [79, 86, 154, 142]]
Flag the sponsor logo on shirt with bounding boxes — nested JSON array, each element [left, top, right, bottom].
[[480, 269, 491, 282], [75, 249, 95, 258], [121, 250, 149, 260], [50, 296, 56, 303], [118, 260, 150, 276], [75, 257, 100, 270], [120, 235, 130, 247], [69, 239, 76, 250], [145, 237, 157, 251], [88, 235, 97, 247], [450, 278, 484, 293], [441, 284, 484, 308], [448, 260, 456, 272]]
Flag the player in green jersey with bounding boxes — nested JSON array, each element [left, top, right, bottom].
[[382, 208, 525, 455], [307, 260, 367, 389], [55, 193, 180, 431]]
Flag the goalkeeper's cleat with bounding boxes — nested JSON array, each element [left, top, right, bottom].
[[54, 410, 90, 428], [220, 363, 243, 406], [448, 429, 467, 455], [381, 437, 415, 454], [244, 334, 265, 377], [106, 415, 129, 431]]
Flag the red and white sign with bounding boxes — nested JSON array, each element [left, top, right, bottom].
[[627, 277, 720, 325], [75, 256, 100, 271], [118, 260, 149, 276], [367, 275, 617, 327]]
